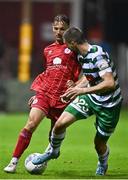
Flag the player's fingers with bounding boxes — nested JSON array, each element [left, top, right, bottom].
[[68, 93, 77, 101], [66, 80, 75, 88], [60, 97, 70, 103]]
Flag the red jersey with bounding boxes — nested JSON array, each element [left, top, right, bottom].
[[31, 42, 81, 100]]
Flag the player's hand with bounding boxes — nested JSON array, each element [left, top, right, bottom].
[[66, 80, 75, 88], [61, 87, 85, 101], [61, 80, 76, 103], [60, 96, 71, 103], [28, 95, 36, 107]]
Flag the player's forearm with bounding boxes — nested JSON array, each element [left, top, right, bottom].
[[75, 75, 89, 88], [81, 71, 115, 94], [82, 79, 115, 94]]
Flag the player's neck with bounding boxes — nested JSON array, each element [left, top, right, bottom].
[[55, 40, 64, 45]]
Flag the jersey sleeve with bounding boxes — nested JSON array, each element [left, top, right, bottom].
[[95, 55, 112, 77]]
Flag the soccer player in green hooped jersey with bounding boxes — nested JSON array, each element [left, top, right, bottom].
[[32, 27, 123, 176]]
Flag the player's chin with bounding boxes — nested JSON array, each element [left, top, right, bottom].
[[56, 38, 63, 43]]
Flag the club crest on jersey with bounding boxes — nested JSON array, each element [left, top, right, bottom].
[[64, 48, 71, 54], [53, 57, 62, 64], [48, 50, 52, 55]]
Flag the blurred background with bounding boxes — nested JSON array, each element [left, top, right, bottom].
[[0, 0, 127, 112]]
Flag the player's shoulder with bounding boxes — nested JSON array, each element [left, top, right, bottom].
[[44, 42, 56, 51], [88, 44, 105, 60], [64, 45, 75, 56], [90, 44, 103, 53], [44, 42, 66, 52]]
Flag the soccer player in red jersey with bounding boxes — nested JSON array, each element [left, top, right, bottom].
[[4, 14, 81, 173]]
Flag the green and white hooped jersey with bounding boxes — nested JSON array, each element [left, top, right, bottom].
[[77, 44, 122, 108]]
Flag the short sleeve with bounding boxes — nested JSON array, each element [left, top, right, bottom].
[[95, 55, 112, 76]]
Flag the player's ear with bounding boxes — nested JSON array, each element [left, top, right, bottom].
[[52, 23, 56, 31], [71, 41, 74, 45]]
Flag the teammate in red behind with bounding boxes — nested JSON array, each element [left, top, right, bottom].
[[4, 14, 81, 173]]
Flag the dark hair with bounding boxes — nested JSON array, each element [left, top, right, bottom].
[[53, 14, 70, 26], [63, 27, 87, 44]]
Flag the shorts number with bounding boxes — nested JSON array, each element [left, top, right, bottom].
[[75, 98, 89, 113]]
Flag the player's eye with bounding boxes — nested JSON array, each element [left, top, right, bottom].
[[54, 27, 58, 30], [60, 28, 65, 31]]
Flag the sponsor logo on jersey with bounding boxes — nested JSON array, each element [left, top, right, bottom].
[[64, 48, 71, 54], [53, 57, 62, 64], [32, 98, 38, 104]]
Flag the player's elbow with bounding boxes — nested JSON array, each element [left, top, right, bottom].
[[108, 79, 116, 90]]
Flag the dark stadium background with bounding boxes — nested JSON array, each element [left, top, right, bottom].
[[0, 0, 127, 112]]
